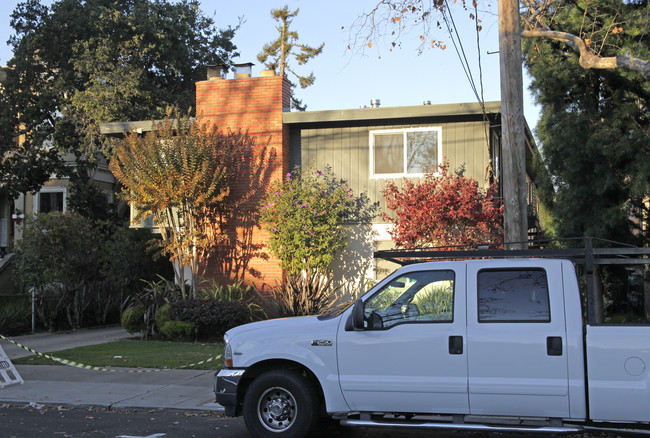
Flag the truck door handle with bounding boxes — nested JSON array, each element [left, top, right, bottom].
[[547, 336, 563, 356], [449, 336, 463, 355]]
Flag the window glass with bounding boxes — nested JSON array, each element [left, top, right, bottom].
[[478, 269, 550, 322], [407, 130, 438, 174], [38, 191, 64, 213], [373, 133, 403, 174], [371, 128, 441, 177], [364, 270, 454, 329]]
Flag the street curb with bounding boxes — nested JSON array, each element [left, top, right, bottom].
[[0, 400, 225, 413]]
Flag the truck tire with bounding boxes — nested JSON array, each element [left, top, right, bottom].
[[243, 369, 319, 438]]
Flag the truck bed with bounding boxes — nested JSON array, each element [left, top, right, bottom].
[[586, 325, 650, 423]]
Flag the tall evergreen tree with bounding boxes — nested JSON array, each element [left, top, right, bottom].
[[257, 5, 324, 111], [523, 0, 650, 244]]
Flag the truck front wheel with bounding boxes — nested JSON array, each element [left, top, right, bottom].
[[243, 369, 319, 438]]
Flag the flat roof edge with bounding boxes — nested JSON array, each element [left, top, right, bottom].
[[283, 101, 502, 124], [99, 121, 158, 135], [99, 118, 194, 135]]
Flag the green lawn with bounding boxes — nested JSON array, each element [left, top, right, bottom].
[[12, 339, 224, 370]]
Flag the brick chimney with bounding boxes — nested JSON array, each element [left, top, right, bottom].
[[195, 70, 291, 289]]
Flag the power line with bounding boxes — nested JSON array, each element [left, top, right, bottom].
[[441, 0, 484, 107], [442, 0, 492, 179]]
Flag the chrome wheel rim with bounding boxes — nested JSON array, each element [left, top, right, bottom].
[[257, 386, 298, 432]]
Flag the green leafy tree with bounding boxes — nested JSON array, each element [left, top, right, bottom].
[[109, 113, 255, 299], [14, 212, 100, 330], [257, 5, 324, 111], [66, 156, 119, 224], [383, 162, 503, 248], [0, 0, 239, 197], [259, 166, 376, 316], [14, 212, 171, 330], [523, 0, 650, 244]]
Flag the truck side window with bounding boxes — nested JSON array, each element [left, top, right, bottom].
[[364, 270, 454, 329], [478, 269, 550, 323]]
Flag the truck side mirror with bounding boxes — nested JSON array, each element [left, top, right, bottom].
[[351, 299, 365, 330]]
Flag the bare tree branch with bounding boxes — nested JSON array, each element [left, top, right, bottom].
[[349, 1, 650, 79], [522, 28, 650, 79]]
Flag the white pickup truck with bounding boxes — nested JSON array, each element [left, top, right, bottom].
[[215, 258, 650, 438]]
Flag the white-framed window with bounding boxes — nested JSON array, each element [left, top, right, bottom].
[[34, 187, 67, 214], [369, 127, 442, 178]]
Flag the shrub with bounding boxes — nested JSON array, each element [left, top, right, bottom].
[[124, 276, 183, 339], [155, 303, 196, 340], [198, 279, 267, 321], [14, 212, 173, 331], [14, 212, 100, 329], [121, 304, 146, 333], [382, 162, 503, 248], [159, 320, 196, 340], [259, 166, 377, 316], [0, 295, 31, 335], [264, 274, 342, 318], [156, 304, 172, 327], [170, 299, 250, 338], [97, 228, 173, 326], [198, 279, 254, 301]]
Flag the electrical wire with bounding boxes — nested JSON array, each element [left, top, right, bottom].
[[441, 0, 484, 107], [441, 0, 492, 179]]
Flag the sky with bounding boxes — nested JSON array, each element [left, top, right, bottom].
[[0, 0, 541, 128]]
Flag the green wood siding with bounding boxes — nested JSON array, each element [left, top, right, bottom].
[[297, 119, 492, 222]]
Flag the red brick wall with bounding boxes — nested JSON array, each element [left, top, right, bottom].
[[195, 75, 291, 290]]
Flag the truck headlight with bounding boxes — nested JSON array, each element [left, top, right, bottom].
[[224, 336, 233, 368]]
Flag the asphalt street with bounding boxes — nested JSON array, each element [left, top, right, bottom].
[[0, 326, 625, 438], [0, 404, 538, 438]]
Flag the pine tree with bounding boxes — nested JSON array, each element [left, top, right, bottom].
[[523, 0, 650, 245], [257, 5, 324, 111]]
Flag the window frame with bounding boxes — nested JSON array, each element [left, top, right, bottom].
[[369, 127, 443, 179], [363, 269, 455, 330], [33, 186, 67, 214], [477, 268, 551, 324]]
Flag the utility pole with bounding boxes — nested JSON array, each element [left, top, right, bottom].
[[499, 0, 528, 249]]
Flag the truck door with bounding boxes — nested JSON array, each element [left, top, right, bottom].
[[337, 266, 469, 414], [466, 261, 570, 418]]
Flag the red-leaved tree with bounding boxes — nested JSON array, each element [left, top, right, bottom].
[[382, 163, 503, 249]]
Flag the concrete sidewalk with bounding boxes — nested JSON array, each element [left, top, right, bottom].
[[0, 327, 223, 412], [1, 326, 133, 359]]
